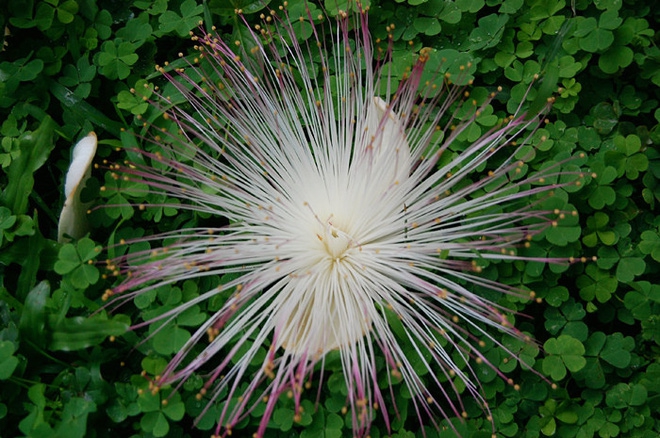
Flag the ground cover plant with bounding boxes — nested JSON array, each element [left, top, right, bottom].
[[1, 0, 659, 437]]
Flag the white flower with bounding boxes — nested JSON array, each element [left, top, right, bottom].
[[104, 5, 584, 437]]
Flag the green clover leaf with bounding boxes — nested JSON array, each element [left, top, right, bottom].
[[97, 39, 139, 80], [157, 0, 204, 37], [54, 237, 102, 289], [543, 335, 587, 381], [0, 341, 20, 380]]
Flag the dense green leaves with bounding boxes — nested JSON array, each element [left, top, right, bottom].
[[17, 281, 128, 351], [1, 0, 658, 437], [0, 117, 56, 215]]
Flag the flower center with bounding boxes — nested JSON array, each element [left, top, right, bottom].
[[275, 215, 370, 356], [320, 222, 352, 261]]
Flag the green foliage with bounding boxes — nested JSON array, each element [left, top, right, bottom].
[[54, 237, 102, 289], [543, 335, 587, 380], [157, 0, 205, 37], [0, 340, 19, 380], [0, 117, 56, 215], [96, 40, 140, 80], [1, 0, 658, 437]]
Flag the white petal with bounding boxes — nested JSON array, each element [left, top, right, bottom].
[[365, 96, 412, 186], [58, 132, 97, 243]]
